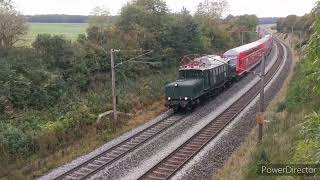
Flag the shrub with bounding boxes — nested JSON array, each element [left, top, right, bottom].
[[0, 124, 36, 157]]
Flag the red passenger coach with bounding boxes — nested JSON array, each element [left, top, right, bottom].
[[258, 35, 273, 56], [223, 41, 265, 76]]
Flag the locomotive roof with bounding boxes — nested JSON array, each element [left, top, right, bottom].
[[224, 40, 263, 56], [179, 55, 226, 71]]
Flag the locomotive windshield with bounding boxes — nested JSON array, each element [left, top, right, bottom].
[[179, 70, 203, 79]]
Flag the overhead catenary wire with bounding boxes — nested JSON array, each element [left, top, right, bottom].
[[114, 50, 157, 68]]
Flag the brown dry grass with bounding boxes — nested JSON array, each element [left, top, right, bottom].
[[4, 98, 167, 179], [213, 33, 298, 180]]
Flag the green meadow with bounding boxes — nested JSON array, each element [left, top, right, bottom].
[[22, 23, 88, 46]]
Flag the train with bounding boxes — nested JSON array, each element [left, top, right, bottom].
[[165, 35, 273, 111]]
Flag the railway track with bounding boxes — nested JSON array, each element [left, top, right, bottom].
[[138, 39, 286, 180], [54, 114, 186, 180]]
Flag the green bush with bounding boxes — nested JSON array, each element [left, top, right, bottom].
[[0, 124, 36, 157]]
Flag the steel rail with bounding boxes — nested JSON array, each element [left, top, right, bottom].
[[53, 113, 186, 180]]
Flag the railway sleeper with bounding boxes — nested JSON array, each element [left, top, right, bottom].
[[116, 146, 130, 152], [179, 149, 194, 154], [185, 144, 201, 149], [175, 152, 190, 159], [87, 163, 101, 168], [98, 156, 112, 162], [163, 162, 178, 168], [66, 175, 81, 180], [93, 159, 107, 165], [157, 166, 173, 173], [166, 159, 182, 165], [172, 155, 186, 161], [147, 174, 167, 180], [71, 171, 87, 176]]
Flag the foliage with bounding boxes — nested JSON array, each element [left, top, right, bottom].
[[303, 18, 320, 96], [89, 6, 111, 28], [0, 0, 12, 9], [0, 7, 28, 49], [0, 123, 36, 157], [276, 14, 314, 43], [0, 48, 66, 110], [225, 14, 259, 45], [291, 112, 320, 163], [32, 34, 73, 70], [195, 0, 229, 19]]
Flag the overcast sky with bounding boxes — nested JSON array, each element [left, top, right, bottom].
[[13, 0, 318, 17]]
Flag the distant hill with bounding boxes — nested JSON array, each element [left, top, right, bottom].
[[258, 17, 278, 25], [25, 15, 89, 23], [25, 14, 119, 24]]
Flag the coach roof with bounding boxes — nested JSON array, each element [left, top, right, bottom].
[[224, 41, 262, 56]]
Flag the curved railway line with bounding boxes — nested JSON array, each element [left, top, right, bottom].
[[54, 114, 187, 180], [52, 38, 288, 180], [138, 38, 287, 180]]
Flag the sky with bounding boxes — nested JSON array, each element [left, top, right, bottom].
[[13, 0, 318, 17]]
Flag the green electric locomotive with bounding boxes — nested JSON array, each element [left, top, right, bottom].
[[165, 55, 236, 111]]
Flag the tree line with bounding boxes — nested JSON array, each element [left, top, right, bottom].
[[25, 15, 90, 23], [276, 14, 315, 43]]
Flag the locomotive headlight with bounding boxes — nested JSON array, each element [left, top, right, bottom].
[[175, 83, 178, 87], [184, 97, 188, 100], [168, 97, 171, 100]]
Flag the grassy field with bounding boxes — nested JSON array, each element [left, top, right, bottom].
[[22, 23, 88, 46]]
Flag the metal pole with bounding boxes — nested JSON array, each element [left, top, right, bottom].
[[258, 55, 266, 144], [241, 31, 244, 45], [110, 49, 117, 127]]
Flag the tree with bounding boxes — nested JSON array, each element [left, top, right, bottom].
[[0, 0, 13, 9], [32, 34, 73, 70], [195, 0, 229, 19], [161, 8, 202, 56], [117, 0, 169, 50], [0, 6, 28, 49], [225, 14, 258, 45], [89, 6, 111, 28]]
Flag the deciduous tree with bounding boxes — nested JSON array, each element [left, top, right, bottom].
[[0, 0, 13, 9], [0, 5, 27, 49], [89, 6, 111, 28], [196, 0, 229, 19]]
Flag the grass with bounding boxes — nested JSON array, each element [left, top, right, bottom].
[[21, 23, 88, 46]]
